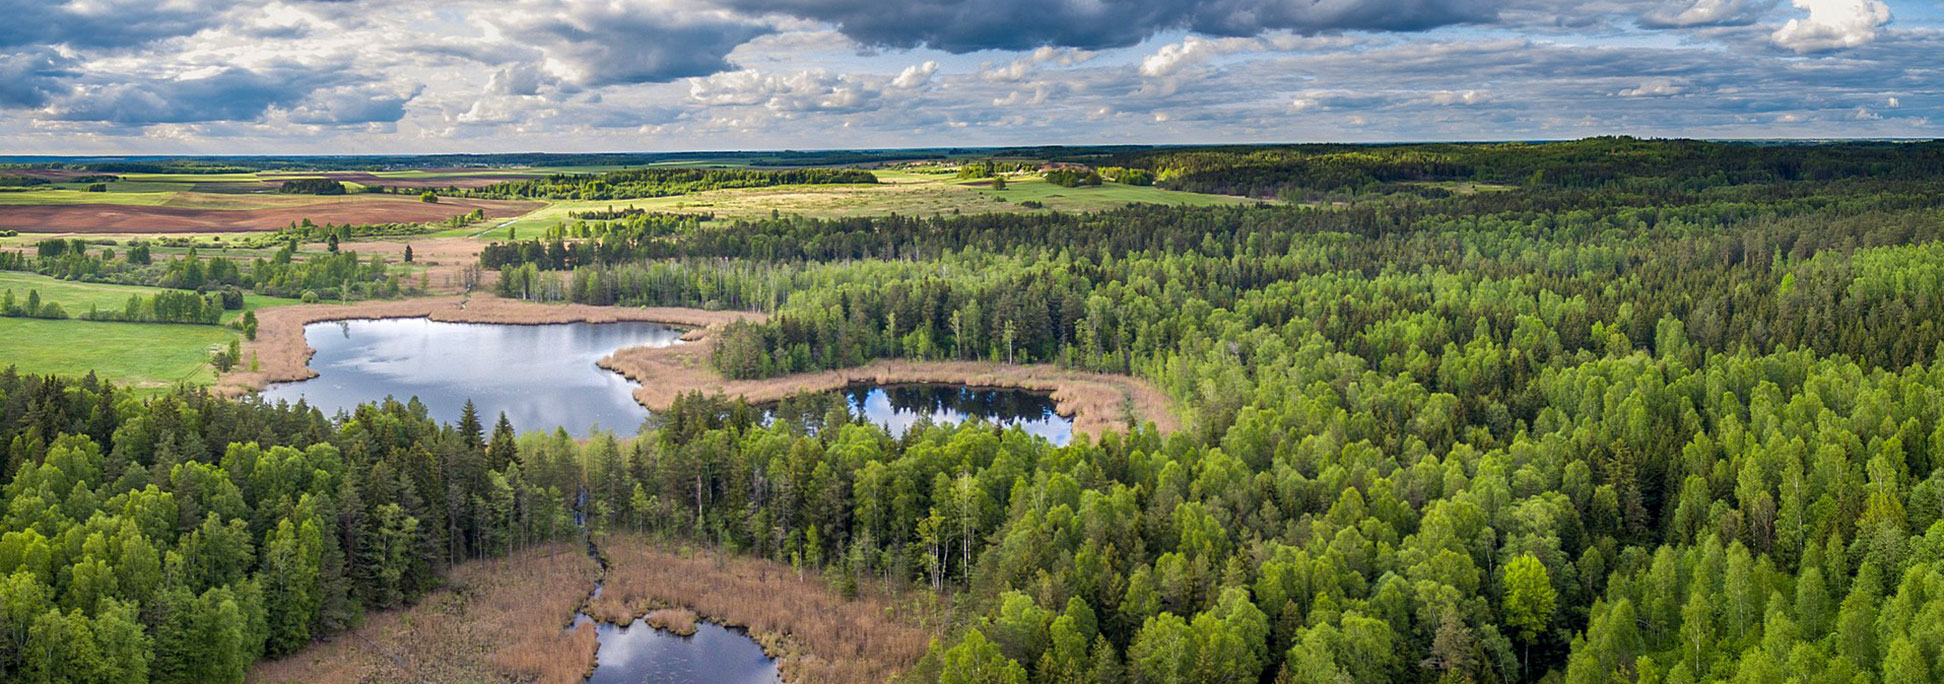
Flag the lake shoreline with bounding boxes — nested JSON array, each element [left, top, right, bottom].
[[221, 293, 1178, 439], [600, 344, 1183, 438], [214, 293, 766, 398]]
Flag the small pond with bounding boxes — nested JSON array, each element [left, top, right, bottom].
[[259, 318, 682, 435], [831, 383, 1072, 446], [582, 618, 781, 684]]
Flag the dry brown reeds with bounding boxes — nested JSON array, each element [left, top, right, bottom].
[[249, 542, 600, 684], [642, 607, 699, 636], [594, 534, 943, 684]]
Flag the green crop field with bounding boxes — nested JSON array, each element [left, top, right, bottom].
[[0, 271, 297, 323], [486, 170, 1258, 237], [0, 317, 238, 389]]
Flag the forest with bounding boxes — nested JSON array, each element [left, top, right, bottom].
[[1108, 137, 1944, 200], [464, 139, 1944, 683], [7, 139, 1944, 684]]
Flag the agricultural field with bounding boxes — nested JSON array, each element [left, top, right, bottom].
[[491, 168, 1257, 237], [0, 271, 297, 322], [0, 317, 238, 389]]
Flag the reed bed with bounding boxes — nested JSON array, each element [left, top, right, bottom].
[[594, 534, 943, 684], [249, 542, 600, 684]]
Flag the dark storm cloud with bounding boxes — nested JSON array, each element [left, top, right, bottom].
[[50, 65, 352, 124], [729, 0, 1500, 52], [0, 0, 233, 50], [0, 49, 74, 108], [496, 3, 773, 86], [288, 86, 423, 125]]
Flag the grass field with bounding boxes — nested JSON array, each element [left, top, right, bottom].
[[491, 170, 1259, 236], [0, 271, 299, 322], [0, 317, 237, 389]]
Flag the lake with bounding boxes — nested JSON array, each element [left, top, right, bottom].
[[835, 383, 1072, 445], [582, 618, 781, 684], [260, 318, 682, 435]]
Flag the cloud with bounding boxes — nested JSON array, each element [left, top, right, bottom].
[[287, 85, 422, 125], [891, 61, 939, 89], [1771, 0, 1890, 52], [493, 0, 773, 86], [1139, 36, 1266, 78], [48, 65, 349, 125], [0, 49, 74, 108], [0, 0, 235, 50], [730, 0, 1496, 52], [1639, 0, 1775, 28], [981, 47, 1095, 82], [1619, 78, 1687, 96], [688, 68, 883, 113]]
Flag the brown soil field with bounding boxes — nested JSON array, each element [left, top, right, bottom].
[[0, 195, 539, 233], [591, 535, 942, 684], [3, 168, 106, 181], [601, 343, 1182, 437], [249, 542, 600, 684], [260, 170, 540, 190], [215, 293, 766, 397]]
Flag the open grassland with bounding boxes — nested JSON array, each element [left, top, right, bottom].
[[250, 542, 601, 684], [593, 535, 940, 684], [0, 271, 298, 322], [496, 169, 1257, 235], [0, 317, 235, 389]]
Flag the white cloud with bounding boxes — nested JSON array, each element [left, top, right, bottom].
[[688, 68, 882, 114], [891, 61, 938, 89], [981, 47, 1095, 82], [1619, 78, 1686, 97], [1771, 0, 1890, 52], [1640, 0, 1771, 28]]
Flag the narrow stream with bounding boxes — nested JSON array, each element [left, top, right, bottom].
[[570, 490, 781, 684]]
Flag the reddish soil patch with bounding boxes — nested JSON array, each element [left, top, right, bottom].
[[260, 170, 540, 190], [0, 195, 539, 233], [3, 168, 107, 181]]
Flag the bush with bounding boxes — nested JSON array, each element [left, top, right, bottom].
[[421, 191, 439, 203], [85, 183, 108, 192], [301, 290, 321, 304], [278, 178, 349, 195]]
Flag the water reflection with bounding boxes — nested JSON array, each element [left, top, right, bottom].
[[837, 384, 1072, 445], [260, 318, 682, 435], [585, 619, 780, 684]]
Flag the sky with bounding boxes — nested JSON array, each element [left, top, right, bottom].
[[0, 0, 1939, 154]]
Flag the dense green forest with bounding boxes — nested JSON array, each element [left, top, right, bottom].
[[1108, 137, 1944, 201], [468, 139, 1944, 683], [9, 139, 1944, 684], [0, 373, 593, 683], [474, 167, 878, 201]]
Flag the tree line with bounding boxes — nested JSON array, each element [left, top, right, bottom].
[[472, 167, 878, 201]]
